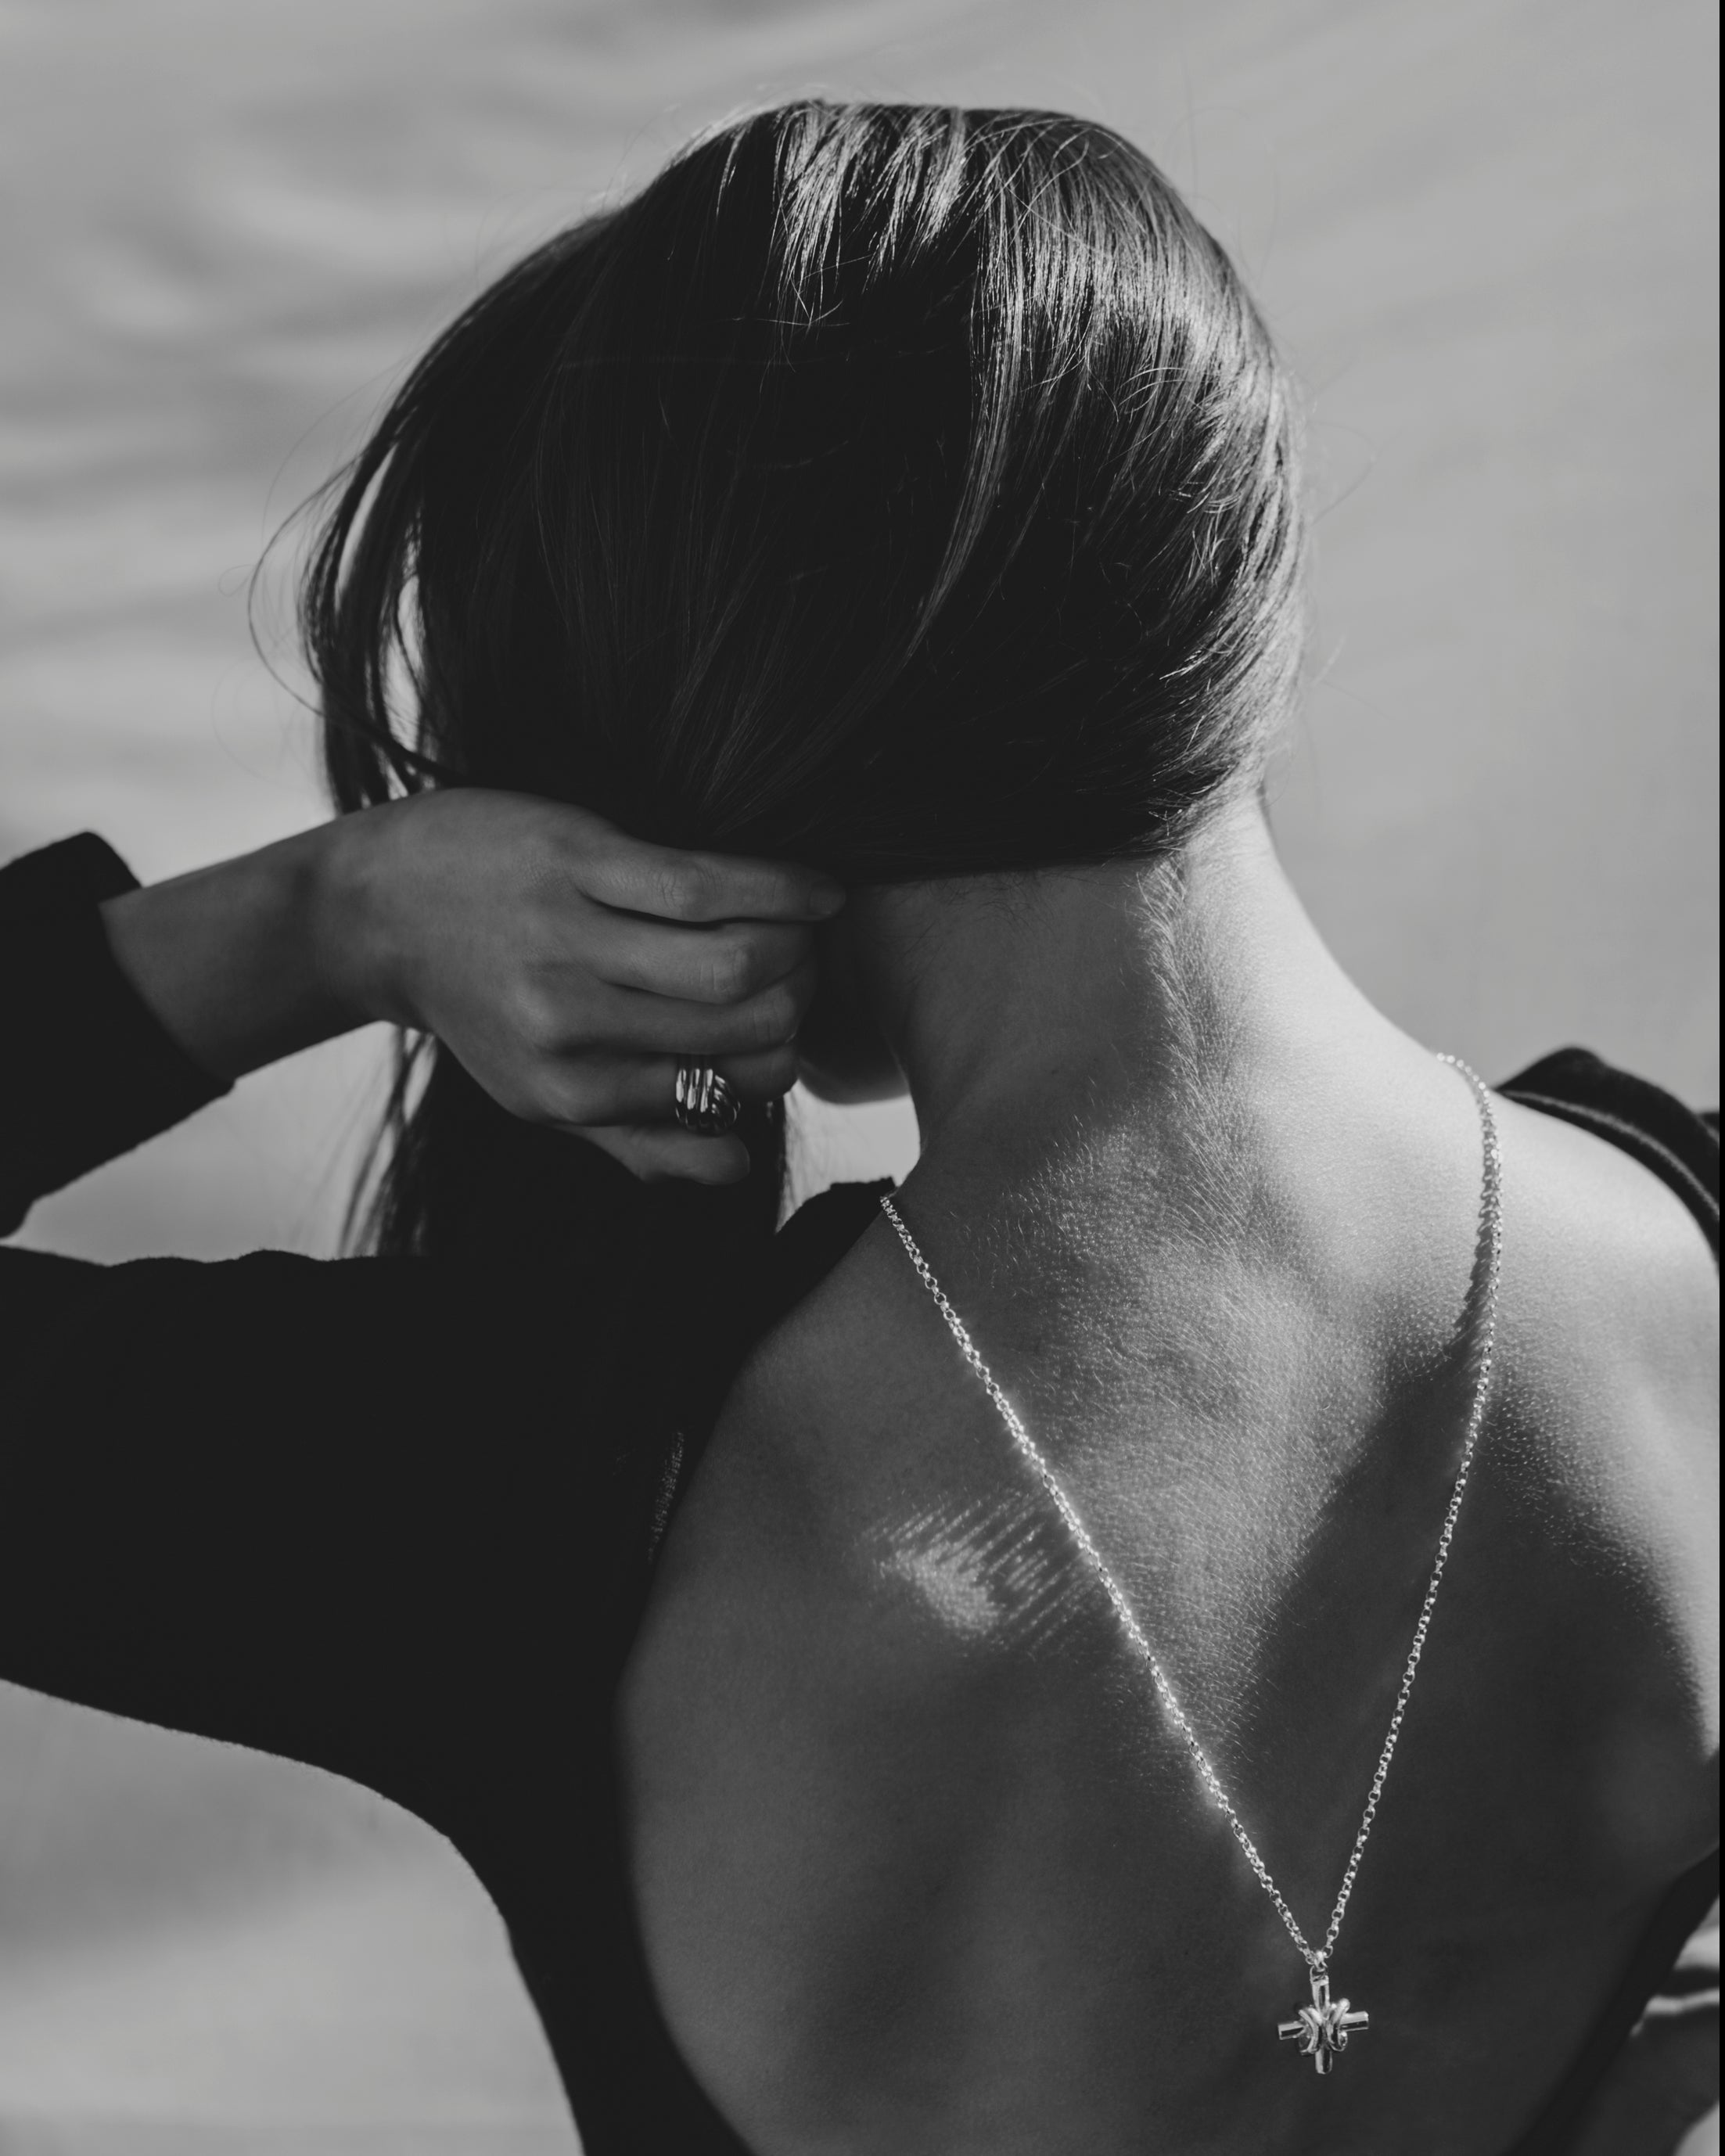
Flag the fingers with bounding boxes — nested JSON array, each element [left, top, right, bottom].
[[589, 958, 816, 1058], [534, 1044, 798, 1130], [711, 1044, 804, 1101], [573, 1040, 801, 1181], [580, 833, 844, 925], [584, 911, 814, 1004], [578, 1125, 753, 1187]]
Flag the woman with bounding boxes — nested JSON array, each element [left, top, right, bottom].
[[1, 103, 1715, 2154]]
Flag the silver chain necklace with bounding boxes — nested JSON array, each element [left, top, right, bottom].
[[879, 1053, 1503, 2076]]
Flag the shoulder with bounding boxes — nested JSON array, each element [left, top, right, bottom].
[[1486, 1084, 1718, 1756], [1494, 1049, 1716, 1390], [1502, 1047, 1718, 1249], [639, 1209, 1002, 1667], [1494, 1083, 1716, 1431], [621, 1199, 1056, 1863]]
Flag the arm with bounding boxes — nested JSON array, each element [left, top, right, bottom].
[[99, 790, 840, 1185], [95, 816, 369, 1081], [0, 791, 839, 1234], [0, 1229, 664, 1842], [0, 834, 234, 1234], [0, 794, 841, 1844]]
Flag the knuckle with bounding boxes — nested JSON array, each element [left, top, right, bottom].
[[704, 933, 758, 1001], [658, 859, 713, 921], [511, 982, 566, 1053], [505, 981, 548, 1044], [577, 834, 629, 902], [747, 983, 799, 1047], [729, 867, 775, 915]]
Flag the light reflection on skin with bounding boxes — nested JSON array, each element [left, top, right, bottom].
[[867, 1483, 1092, 1658]]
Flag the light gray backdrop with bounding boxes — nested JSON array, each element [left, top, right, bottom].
[[0, 1, 1716, 2150]]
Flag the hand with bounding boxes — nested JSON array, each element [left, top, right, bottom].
[[328, 790, 843, 1184]]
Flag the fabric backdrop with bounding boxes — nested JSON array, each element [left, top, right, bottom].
[[0, 1, 1716, 2149]]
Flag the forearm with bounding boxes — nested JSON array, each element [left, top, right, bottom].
[[83, 786, 830, 1185], [97, 817, 375, 1082]]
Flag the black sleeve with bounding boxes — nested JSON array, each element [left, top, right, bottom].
[[0, 834, 698, 1842], [0, 1232, 686, 1846], [0, 834, 234, 1234]]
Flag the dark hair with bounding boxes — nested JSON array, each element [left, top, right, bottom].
[[303, 101, 1304, 1254]]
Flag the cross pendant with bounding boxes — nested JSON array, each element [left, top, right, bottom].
[[1278, 1967, 1368, 2075]]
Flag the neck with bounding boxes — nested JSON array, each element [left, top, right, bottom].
[[854, 800, 1403, 1184]]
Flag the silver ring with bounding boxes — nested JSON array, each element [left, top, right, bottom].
[[674, 1060, 741, 1135]]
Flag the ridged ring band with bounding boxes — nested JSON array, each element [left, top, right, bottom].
[[674, 1060, 741, 1136]]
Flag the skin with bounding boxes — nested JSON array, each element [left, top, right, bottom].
[[92, 783, 1714, 2144], [98, 789, 843, 1184], [618, 796, 1719, 2155]]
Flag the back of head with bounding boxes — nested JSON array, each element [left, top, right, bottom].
[[303, 101, 1306, 1246], [310, 100, 1303, 875]]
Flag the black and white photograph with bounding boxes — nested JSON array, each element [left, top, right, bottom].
[[0, 2, 1716, 2152]]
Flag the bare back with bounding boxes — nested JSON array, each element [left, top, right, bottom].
[[618, 1075, 1718, 2156]]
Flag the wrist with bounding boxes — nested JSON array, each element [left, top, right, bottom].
[[310, 801, 420, 1034], [99, 821, 367, 1082]]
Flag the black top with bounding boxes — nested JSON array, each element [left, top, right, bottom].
[[0, 833, 1716, 2155]]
